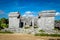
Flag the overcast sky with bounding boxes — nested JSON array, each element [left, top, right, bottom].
[[0, 0, 60, 20]]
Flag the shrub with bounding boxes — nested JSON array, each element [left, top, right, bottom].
[[0, 18, 8, 29], [39, 30, 45, 32], [24, 27, 30, 29], [0, 30, 13, 34], [53, 27, 60, 30], [1, 23, 8, 28], [34, 26, 38, 28]]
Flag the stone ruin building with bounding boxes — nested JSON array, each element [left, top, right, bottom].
[[7, 10, 57, 34], [1, 10, 59, 34], [37, 10, 55, 30]]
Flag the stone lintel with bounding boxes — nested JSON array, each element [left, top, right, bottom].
[[39, 10, 56, 17]]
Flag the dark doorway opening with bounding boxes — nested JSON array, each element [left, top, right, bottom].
[[38, 16, 41, 18], [19, 22, 23, 28], [30, 22, 32, 26]]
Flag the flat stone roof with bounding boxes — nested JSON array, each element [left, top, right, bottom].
[[39, 10, 56, 17], [40, 10, 56, 13], [9, 12, 20, 17]]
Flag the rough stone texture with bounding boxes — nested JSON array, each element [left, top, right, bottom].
[[37, 17, 54, 30], [37, 10, 55, 30], [9, 12, 20, 28], [7, 10, 57, 34]]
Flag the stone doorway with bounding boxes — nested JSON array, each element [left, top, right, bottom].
[[19, 22, 23, 28]]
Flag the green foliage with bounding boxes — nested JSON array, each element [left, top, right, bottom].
[[1, 23, 8, 28], [0, 18, 8, 29], [34, 26, 38, 28], [0, 19, 1, 27], [24, 27, 30, 29], [39, 30, 45, 32], [53, 27, 59, 30], [0, 18, 6, 23], [55, 20, 60, 23], [35, 33, 60, 37], [0, 30, 13, 34]]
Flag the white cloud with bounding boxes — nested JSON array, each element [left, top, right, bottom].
[[56, 12, 60, 16], [22, 11, 34, 17], [22, 15, 26, 17], [25, 11, 33, 15], [25, 11, 32, 13]]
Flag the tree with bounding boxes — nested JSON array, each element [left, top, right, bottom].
[[55, 20, 60, 23], [0, 18, 6, 23], [0, 19, 1, 29], [1, 23, 8, 28], [0, 18, 8, 29]]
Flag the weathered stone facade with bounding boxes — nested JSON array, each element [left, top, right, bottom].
[[37, 10, 56, 30], [8, 10, 56, 34], [9, 12, 20, 28]]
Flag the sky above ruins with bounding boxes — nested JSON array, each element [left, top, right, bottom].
[[0, 0, 60, 20]]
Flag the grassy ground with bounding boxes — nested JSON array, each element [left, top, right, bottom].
[[0, 30, 13, 34], [0, 33, 60, 40], [35, 33, 60, 37]]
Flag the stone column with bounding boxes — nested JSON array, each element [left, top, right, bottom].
[[32, 18, 34, 27], [23, 21, 25, 27]]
